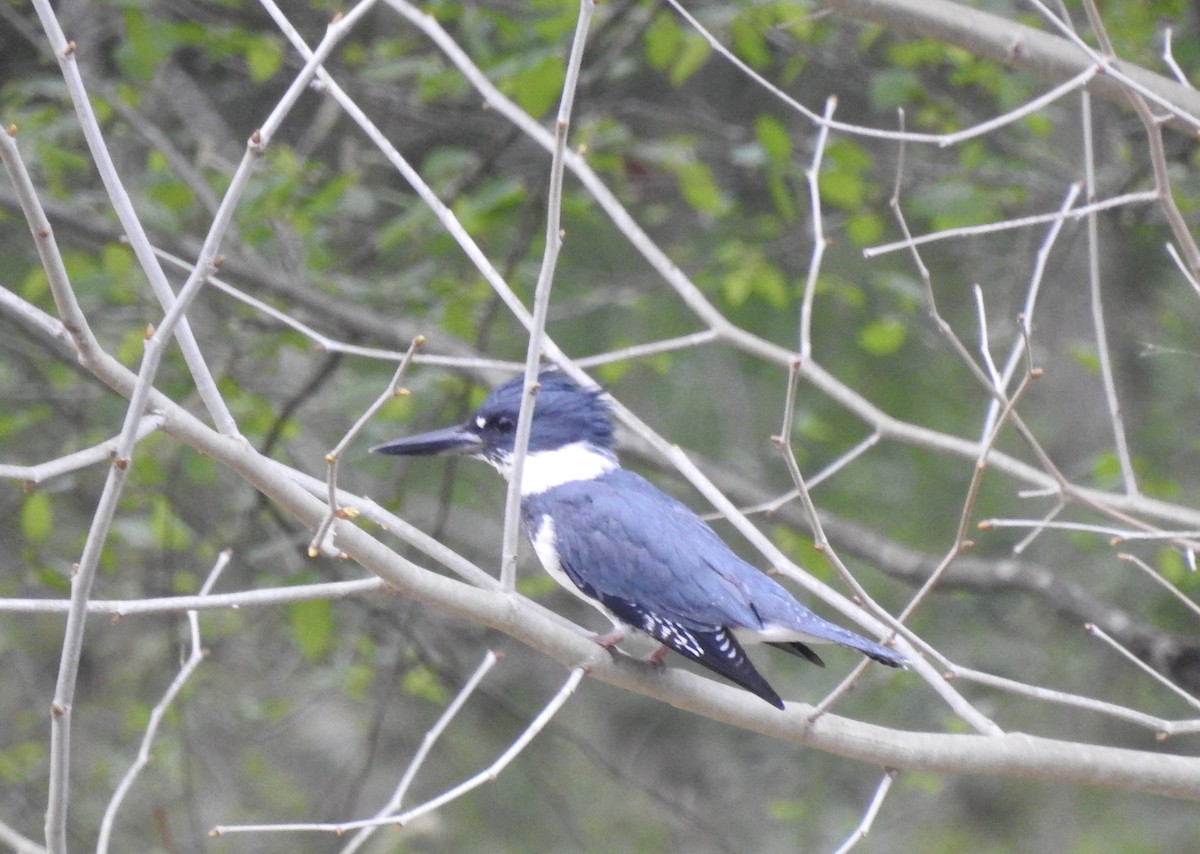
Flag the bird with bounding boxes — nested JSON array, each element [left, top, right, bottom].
[[372, 373, 906, 709]]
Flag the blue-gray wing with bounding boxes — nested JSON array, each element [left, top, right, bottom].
[[526, 471, 764, 629], [526, 470, 905, 670]]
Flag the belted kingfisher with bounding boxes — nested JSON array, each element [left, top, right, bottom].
[[372, 374, 906, 708]]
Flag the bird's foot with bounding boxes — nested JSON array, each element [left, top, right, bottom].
[[646, 644, 670, 669], [591, 628, 627, 659]]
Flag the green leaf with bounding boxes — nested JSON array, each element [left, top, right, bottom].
[[402, 665, 449, 704], [101, 243, 134, 279], [675, 160, 727, 215], [730, 16, 770, 68], [21, 492, 54, 543], [755, 114, 792, 165], [517, 570, 560, 598], [819, 139, 874, 210], [503, 53, 565, 118], [765, 799, 809, 821], [670, 33, 711, 85], [118, 10, 175, 81], [35, 566, 70, 593], [288, 598, 334, 662], [20, 267, 48, 305], [900, 770, 946, 795], [820, 170, 864, 209], [644, 12, 682, 70], [147, 176, 194, 214], [767, 172, 797, 221], [718, 245, 788, 308], [1157, 547, 1188, 586], [1092, 451, 1122, 488], [245, 36, 284, 83], [0, 741, 45, 785], [124, 702, 152, 734], [869, 68, 922, 111], [171, 571, 198, 595], [845, 211, 884, 246], [858, 317, 907, 356], [772, 526, 833, 581], [1070, 345, 1100, 373], [909, 178, 1001, 230], [150, 496, 192, 551], [343, 662, 374, 701]]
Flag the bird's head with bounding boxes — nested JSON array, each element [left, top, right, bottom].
[[371, 373, 615, 484]]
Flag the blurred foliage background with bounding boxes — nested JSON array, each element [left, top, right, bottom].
[[3, 0, 1200, 851]]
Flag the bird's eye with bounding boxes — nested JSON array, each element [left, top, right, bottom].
[[494, 416, 515, 433]]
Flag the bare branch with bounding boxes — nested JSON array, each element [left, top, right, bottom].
[[0, 414, 163, 485], [799, 96, 836, 360], [501, 0, 596, 591], [338, 651, 500, 853], [96, 552, 230, 853], [28, 0, 236, 433], [212, 666, 585, 836], [815, 0, 1200, 131], [309, 335, 424, 559], [829, 769, 898, 854]]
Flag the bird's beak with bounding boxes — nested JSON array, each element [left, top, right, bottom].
[[370, 424, 484, 457]]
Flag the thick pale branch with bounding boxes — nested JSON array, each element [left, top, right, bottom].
[[13, 304, 1198, 801], [814, 0, 1200, 132]]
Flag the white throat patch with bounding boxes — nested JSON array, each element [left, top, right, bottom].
[[491, 441, 617, 495]]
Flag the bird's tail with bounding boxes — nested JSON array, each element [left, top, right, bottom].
[[785, 614, 909, 669], [843, 634, 907, 669]]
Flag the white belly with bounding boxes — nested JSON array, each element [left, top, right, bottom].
[[530, 514, 621, 627], [733, 623, 827, 646]]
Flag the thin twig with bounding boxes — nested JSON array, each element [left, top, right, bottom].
[[979, 517, 1200, 549], [574, 330, 721, 368], [981, 181, 1082, 437], [1166, 242, 1200, 300], [338, 651, 501, 853], [735, 431, 882, 519], [0, 819, 46, 854], [1086, 624, 1200, 712], [0, 578, 383, 616], [896, 368, 1039, 624], [26, 0, 236, 433], [829, 769, 898, 854], [1118, 553, 1200, 620], [799, 96, 836, 359], [1161, 28, 1192, 89], [665, 0, 1099, 145], [1079, 90, 1139, 497], [773, 362, 901, 636], [0, 127, 102, 361], [864, 189, 1157, 258], [0, 413, 163, 484], [500, 0, 596, 591], [950, 664, 1200, 738], [1024, 0, 1200, 129], [36, 4, 381, 842], [96, 552, 230, 853], [211, 667, 585, 837], [973, 285, 1000, 387], [1010, 499, 1066, 555], [309, 335, 424, 558]]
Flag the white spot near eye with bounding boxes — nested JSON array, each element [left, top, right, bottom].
[[475, 416, 487, 429]]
